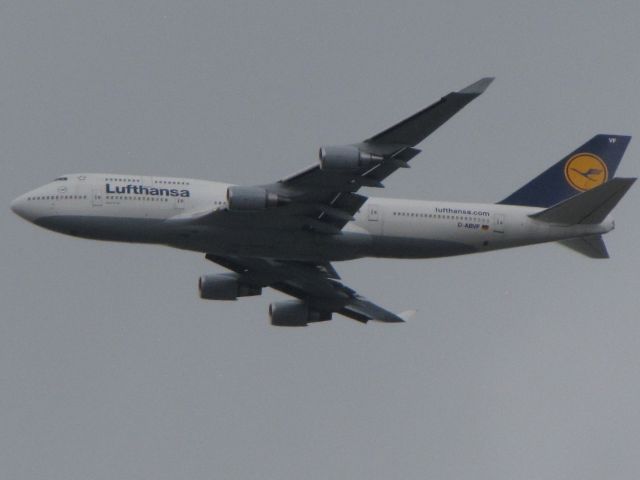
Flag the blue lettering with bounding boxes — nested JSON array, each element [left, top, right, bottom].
[[104, 183, 191, 197]]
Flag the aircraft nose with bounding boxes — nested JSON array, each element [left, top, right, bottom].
[[10, 194, 31, 220]]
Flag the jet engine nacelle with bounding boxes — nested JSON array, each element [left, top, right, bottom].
[[269, 300, 331, 326], [199, 273, 262, 300], [226, 186, 280, 211], [318, 145, 383, 171]]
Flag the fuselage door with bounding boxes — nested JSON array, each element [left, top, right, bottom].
[[174, 196, 186, 212], [91, 184, 103, 207], [494, 213, 505, 234], [366, 203, 383, 235], [368, 204, 380, 221]]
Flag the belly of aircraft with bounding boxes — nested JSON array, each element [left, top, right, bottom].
[[170, 227, 477, 261], [34, 214, 478, 261]]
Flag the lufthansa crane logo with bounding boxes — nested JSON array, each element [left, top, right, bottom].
[[564, 153, 608, 191]]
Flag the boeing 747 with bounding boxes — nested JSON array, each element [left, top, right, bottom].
[[10, 78, 635, 325]]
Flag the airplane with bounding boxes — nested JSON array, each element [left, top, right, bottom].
[[10, 77, 636, 326]]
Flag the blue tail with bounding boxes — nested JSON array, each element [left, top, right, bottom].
[[498, 134, 631, 207]]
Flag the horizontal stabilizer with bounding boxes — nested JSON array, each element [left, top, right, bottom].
[[559, 235, 609, 259], [530, 177, 636, 225]]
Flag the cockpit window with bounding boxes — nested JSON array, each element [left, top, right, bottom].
[[54, 177, 68, 181]]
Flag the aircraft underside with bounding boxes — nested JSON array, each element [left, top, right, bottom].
[[35, 214, 479, 261]]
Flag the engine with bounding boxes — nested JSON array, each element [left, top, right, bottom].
[[318, 145, 383, 171], [226, 186, 280, 211], [199, 273, 262, 300], [269, 300, 331, 327]]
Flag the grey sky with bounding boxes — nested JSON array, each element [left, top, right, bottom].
[[2, 1, 640, 479]]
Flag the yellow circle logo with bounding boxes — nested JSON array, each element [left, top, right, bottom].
[[564, 153, 608, 191]]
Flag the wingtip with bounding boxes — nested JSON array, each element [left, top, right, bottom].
[[458, 77, 495, 95]]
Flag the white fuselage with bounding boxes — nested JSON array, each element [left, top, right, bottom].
[[11, 173, 614, 261]]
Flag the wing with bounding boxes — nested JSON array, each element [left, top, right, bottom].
[[268, 77, 494, 232], [192, 81, 491, 323], [206, 254, 414, 324], [176, 78, 493, 234]]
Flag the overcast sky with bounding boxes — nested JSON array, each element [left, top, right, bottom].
[[2, 1, 640, 479]]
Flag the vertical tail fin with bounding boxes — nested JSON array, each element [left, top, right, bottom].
[[499, 134, 631, 207]]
